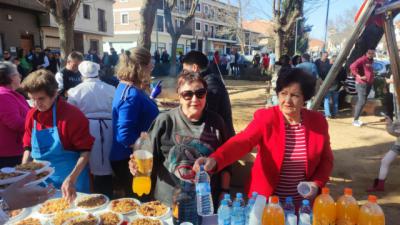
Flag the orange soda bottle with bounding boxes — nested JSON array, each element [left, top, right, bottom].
[[262, 196, 285, 225], [336, 188, 359, 225], [358, 195, 385, 225], [313, 187, 336, 225], [131, 132, 153, 196]]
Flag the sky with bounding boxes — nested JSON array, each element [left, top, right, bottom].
[[227, 0, 365, 40]]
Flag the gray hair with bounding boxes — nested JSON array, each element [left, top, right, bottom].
[[0, 61, 19, 85]]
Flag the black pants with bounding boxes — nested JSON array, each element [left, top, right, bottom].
[[0, 156, 22, 168], [93, 174, 113, 199], [384, 92, 394, 120], [111, 159, 134, 198]]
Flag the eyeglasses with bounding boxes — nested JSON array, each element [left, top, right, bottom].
[[180, 88, 207, 100]]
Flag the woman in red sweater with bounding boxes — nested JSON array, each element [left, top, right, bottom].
[[195, 68, 334, 205]]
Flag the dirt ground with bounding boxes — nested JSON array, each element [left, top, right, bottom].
[[224, 80, 400, 225]]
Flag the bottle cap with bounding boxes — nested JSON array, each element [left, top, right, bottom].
[[236, 192, 243, 198], [322, 187, 330, 194], [252, 191, 258, 197], [368, 195, 377, 203], [224, 193, 231, 200], [344, 188, 353, 196], [270, 196, 279, 204], [248, 199, 255, 204], [302, 199, 310, 206], [221, 199, 228, 206], [285, 196, 293, 203]]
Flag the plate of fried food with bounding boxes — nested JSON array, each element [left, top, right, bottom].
[[62, 214, 100, 225], [75, 194, 109, 211], [109, 198, 141, 215], [24, 167, 54, 187], [15, 160, 51, 174], [94, 211, 124, 225], [38, 198, 72, 217], [136, 201, 170, 219], [51, 210, 88, 225], [5, 208, 30, 224], [13, 216, 47, 225], [0, 168, 29, 185], [129, 217, 163, 225]]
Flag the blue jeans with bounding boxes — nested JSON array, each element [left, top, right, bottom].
[[354, 83, 372, 120], [324, 90, 339, 117]]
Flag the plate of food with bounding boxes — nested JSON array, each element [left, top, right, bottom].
[[6, 208, 30, 223], [0, 169, 29, 185], [13, 216, 47, 225], [15, 160, 51, 174], [109, 198, 141, 215], [25, 167, 54, 187], [129, 217, 163, 225], [136, 201, 170, 219], [94, 211, 124, 225], [38, 198, 72, 217], [51, 210, 88, 225], [62, 214, 100, 225], [75, 194, 109, 211]]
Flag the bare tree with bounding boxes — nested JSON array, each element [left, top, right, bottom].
[[164, 0, 198, 74], [137, 0, 159, 50], [36, 0, 82, 63], [327, 6, 358, 52]]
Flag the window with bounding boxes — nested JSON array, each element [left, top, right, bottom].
[[157, 15, 164, 32], [83, 4, 90, 19], [175, 19, 184, 28], [205, 24, 208, 32], [211, 26, 214, 37], [196, 3, 201, 12], [98, 9, 106, 32], [195, 22, 201, 31], [179, 0, 185, 11], [204, 5, 209, 15], [121, 12, 128, 25]]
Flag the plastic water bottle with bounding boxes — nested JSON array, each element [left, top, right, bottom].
[[195, 165, 214, 216], [224, 193, 233, 206], [231, 201, 245, 225], [251, 192, 258, 200], [172, 182, 198, 225], [218, 199, 231, 225], [245, 198, 255, 225], [299, 199, 312, 225], [248, 195, 267, 225], [283, 197, 295, 218], [234, 193, 245, 207]]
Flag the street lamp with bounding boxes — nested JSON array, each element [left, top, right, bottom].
[[294, 17, 303, 54]]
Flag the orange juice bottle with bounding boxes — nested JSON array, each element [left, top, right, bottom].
[[132, 176, 152, 196], [313, 187, 336, 225], [262, 196, 285, 225], [131, 132, 153, 196], [358, 195, 385, 225], [336, 188, 359, 225]]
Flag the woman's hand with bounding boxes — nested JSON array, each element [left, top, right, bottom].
[[1, 173, 56, 210], [61, 176, 77, 203], [193, 157, 217, 173], [129, 154, 138, 176]]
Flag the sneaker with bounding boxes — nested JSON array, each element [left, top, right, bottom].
[[352, 120, 363, 127]]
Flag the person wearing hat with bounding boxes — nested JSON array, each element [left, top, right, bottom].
[[68, 61, 115, 198]]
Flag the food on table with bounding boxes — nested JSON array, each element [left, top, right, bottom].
[[52, 211, 85, 225], [39, 198, 71, 215], [64, 214, 98, 225], [137, 201, 168, 217], [110, 198, 139, 214], [0, 171, 24, 180], [98, 212, 122, 225], [15, 162, 45, 171], [129, 218, 162, 225], [15, 217, 41, 225], [76, 194, 107, 209], [7, 208, 22, 218], [35, 170, 50, 180]]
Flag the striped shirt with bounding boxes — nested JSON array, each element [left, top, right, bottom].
[[274, 123, 307, 204]]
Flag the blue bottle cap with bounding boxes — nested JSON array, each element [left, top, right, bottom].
[[224, 194, 231, 200], [200, 165, 204, 171], [252, 191, 258, 197], [221, 199, 228, 206], [286, 196, 293, 203], [236, 193, 243, 198], [302, 199, 310, 206], [248, 199, 255, 204]]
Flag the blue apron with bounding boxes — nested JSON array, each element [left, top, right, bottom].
[[31, 103, 90, 193]]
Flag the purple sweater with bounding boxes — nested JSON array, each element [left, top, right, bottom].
[[0, 86, 30, 157]]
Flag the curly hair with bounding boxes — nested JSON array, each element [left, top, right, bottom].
[[21, 69, 58, 97]]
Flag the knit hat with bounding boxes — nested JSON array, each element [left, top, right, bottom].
[[78, 61, 99, 78]]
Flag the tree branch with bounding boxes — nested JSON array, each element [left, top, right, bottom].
[[69, 0, 82, 22]]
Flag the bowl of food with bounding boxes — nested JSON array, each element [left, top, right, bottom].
[[75, 194, 109, 211], [6, 208, 30, 223], [95, 211, 124, 225], [62, 214, 99, 225], [129, 217, 163, 225], [25, 167, 54, 187], [13, 217, 47, 225], [15, 160, 51, 174], [38, 198, 72, 217], [136, 201, 170, 219], [109, 198, 141, 215], [51, 210, 88, 225]]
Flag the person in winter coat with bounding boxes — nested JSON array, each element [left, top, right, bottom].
[[68, 61, 116, 198]]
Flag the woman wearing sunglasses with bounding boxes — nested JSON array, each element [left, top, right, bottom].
[[129, 71, 230, 208], [194, 68, 334, 207]]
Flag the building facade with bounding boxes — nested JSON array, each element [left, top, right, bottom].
[[106, 0, 239, 56]]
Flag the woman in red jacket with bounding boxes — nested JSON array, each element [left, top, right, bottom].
[[195, 68, 334, 205]]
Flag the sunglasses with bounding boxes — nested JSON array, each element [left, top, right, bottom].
[[180, 88, 207, 100]]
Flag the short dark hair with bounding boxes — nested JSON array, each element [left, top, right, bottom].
[[302, 53, 311, 62], [182, 51, 209, 69], [67, 51, 84, 62], [176, 70, 208, 93], [0, 61, 18, 86], [275, 68, 316, 101]]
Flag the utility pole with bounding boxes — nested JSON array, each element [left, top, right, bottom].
[[294, 17, 303, 54], [323, 0, 330, 51]]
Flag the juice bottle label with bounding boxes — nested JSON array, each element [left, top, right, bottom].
[[196, 183, 211, 195]]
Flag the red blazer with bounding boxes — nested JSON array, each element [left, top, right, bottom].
[[210, 106, 333, 198]]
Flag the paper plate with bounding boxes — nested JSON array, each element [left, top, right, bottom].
[[15, 160, 51, 174], [94, 211, 124, 225], [50, 210, 89, 225], [37, 198, 73, 217], [128, 216, 163, 225], [11, 216, 47, 225], [6, 208, 30, 224], [136, 201, 170, 220], [61, 214, 100, 225], [108, 198, 141, 215], [74, 194, 109, 211], [0, 170, 29, 185], [25, 167, 55, 187]]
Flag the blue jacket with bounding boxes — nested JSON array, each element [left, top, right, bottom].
[[296, 62, 319, 78], [111, 83, 159, 161]]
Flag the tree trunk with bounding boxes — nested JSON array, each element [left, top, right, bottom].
[[275, 31, 283, 59], [170, 36, 179, 75], [58, 21, 74, 66], [137, 0, 157, 50]]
